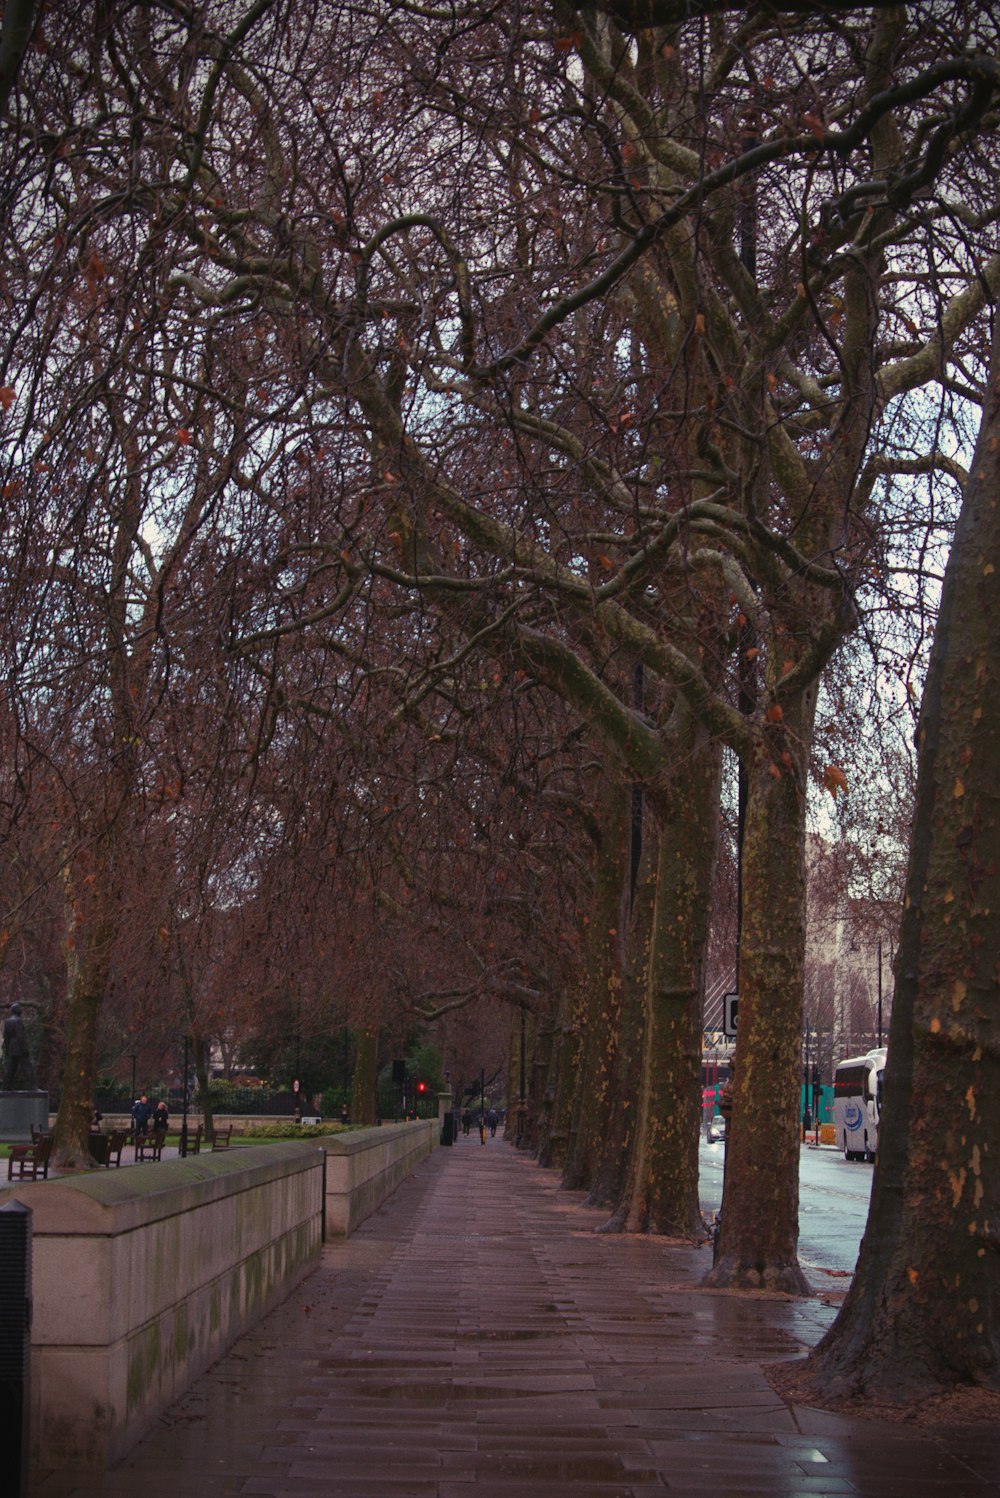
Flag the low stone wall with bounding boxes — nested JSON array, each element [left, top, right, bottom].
[[320, 1118, 438, 1237], [13, 1142, 323, 1471]]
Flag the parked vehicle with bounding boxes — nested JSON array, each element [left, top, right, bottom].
[[705, 1114, 726, 1143]]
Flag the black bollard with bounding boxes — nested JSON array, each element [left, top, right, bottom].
[[0, 1199, 32, 1497]]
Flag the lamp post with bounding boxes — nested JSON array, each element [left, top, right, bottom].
[[516, 1008, 526, 1148], [179, 1035, 190, 1158], [876, 937, 883, 1047]]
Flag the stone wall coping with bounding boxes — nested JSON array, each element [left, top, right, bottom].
[[316, 1120, 434, 1157], [8, 1141, 320, 1235]]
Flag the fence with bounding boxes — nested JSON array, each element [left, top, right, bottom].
[[50, 1085, 440, 1122], [84, 1087, 304, 1117]]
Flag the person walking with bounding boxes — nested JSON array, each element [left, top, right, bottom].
[[487, 1108, 499, 1138], [132, 1094, 152, 1138]]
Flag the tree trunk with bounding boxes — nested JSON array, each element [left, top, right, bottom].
[[805, 327, 1000, 1397], [588, 834, 655, 1211], [193, 1031, 214, 1144], [537, 1012, 582, 1168], [562, 778, 631, 1189], [351, 1026, 378, 1125], [706, 702, 814, 1292], [611, 706, 720, 1240], [527, 1017, 556, 1153], [52, 860, 116, 1170]]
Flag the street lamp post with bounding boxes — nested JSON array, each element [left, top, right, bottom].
[[179, 1034, 190, 1158], [516, 1007, 526, 1148]]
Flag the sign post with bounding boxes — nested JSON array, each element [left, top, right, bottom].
[[723, 992, 739, 1040]]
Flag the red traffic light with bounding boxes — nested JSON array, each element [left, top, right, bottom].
[[416, 1081, 427, 1093]]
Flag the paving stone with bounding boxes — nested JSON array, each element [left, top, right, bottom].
[[30, 1142, 1000, 1497]]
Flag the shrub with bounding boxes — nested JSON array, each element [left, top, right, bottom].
[[239, 1119, 355, 1140]]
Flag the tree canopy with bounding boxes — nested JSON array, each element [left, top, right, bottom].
[[1, 0, 998, 1404]]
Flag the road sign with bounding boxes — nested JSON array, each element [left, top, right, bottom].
[[723, 992, 739, 1039]]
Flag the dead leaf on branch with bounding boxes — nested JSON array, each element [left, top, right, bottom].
[[823, 764, 849, 798]]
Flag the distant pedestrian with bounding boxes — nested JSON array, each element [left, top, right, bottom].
[[154, 1100, 169, 1134], [462, 1109, 472, 1136], [487, 1108, 498, 1138], [132, 1094, 152, 1137]]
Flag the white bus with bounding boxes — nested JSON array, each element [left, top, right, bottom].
[[833, 1046, 886, 1161]]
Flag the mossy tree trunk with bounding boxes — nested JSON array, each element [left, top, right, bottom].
[[537, 1009, 583, 1168], [351, 1025, 379, 1125], [805, 325, 1000, 1396], [527, 1017, 556, 1153], [562, 776, 631, 1190], [706, 699, 815, 1293], [612, 703, 721, 1240], [193, 1031, 214, 1144], [588, 818, 657, 1211], [52, 865, 116, 1169]]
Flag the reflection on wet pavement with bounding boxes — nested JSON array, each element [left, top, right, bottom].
[[33, 1143, 1000, 1498]]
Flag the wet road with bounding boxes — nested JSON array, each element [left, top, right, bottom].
[[699, 1138, 873, 1285]]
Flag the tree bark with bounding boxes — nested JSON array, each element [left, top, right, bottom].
[[537, 1013, 582, 1168], [52, 858, 116, 1169], [588, 820, 656, 1211], [706, 700, 815, 1292], [612, 704, 720, 1239], [351, 1026, 379, 1126], [193, 1032, 214, 1145], [562, 777, 631, 1189], [804, 324, 1000, 1396]]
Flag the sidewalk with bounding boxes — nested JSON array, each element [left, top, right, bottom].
[[33, 1140, 1000, 1498]]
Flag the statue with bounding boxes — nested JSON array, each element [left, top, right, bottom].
[[3, 1003, 37, 1091]]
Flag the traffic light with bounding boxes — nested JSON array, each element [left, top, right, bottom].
[[415, 1080, 428, 1095]]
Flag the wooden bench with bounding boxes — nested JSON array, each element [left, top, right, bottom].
[[183, 1123, 203, 1155], [99, 1128, 129, 1167], [211, 1124, 233, 1151], [8, 1133, 53, 1181], [134, 1128, 167, 1163]]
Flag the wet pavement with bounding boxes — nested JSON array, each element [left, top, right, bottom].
[[32, 1140, 1000, 1497]]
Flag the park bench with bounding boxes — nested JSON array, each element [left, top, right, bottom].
[[8, 1133, 53, 1181], [134, 1128, 167, 1163], [184, 1123, 203, 1155], [211, 1124, 233, 1151], [94, 1128, 129, 1168]]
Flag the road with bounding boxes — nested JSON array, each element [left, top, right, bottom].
[[699, 1135, 874, 1286]]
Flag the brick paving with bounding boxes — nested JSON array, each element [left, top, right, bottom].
[[32, 1140, 1000, 1498]]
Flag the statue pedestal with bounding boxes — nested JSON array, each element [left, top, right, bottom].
[[0, 1091, 50, 1142]]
